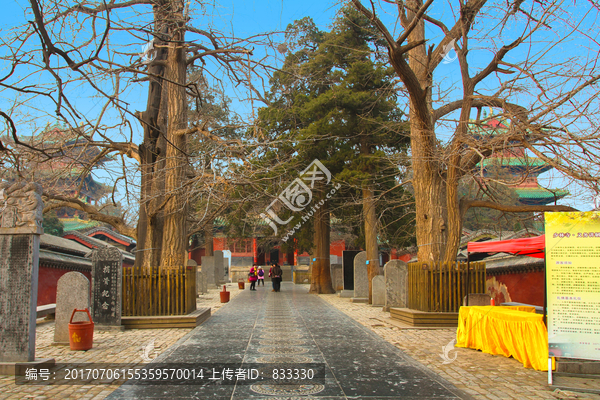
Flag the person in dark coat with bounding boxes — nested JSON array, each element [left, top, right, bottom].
[[269, 263, 282, 292]]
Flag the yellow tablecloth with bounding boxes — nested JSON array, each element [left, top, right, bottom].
[[456, 306, 549, 371]]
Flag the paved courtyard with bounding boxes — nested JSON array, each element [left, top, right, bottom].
[[0, 282, 598, 399]]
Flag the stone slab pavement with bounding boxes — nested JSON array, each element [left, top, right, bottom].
[[108, 282, 468, 399], [0, 283, 244, 400], [1, 282, 599, 399], [318, 291, 600, 400]]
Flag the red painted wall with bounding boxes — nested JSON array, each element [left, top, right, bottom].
[[487, 270, 545, 306], [38, 266, 91, 306], [189, 247, 205, 265], [330, 240, 345, 257]]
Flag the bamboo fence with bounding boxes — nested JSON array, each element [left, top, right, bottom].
[[407, 261, 486, 313], [122, 265, 196, 316]]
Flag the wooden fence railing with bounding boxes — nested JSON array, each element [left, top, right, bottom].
[[408, 261, 486, 313], [122, 266, 196, 316]]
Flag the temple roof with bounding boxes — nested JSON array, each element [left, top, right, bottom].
[[515, 187, 569, 205], [480, 157, 552, 175], [40, 233, 92, 257], [85, 226, 136, 247], [63, 231, 135, 264], [60, 217, 102, 232]]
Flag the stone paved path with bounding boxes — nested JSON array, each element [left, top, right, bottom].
[[318, 292, 600, 400], [1, 282, 598, 399], [0, 283, 243, 400], [108, 283, 469, 399]]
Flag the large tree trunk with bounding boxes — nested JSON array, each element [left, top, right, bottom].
[[363, 185, 380, 303], [309, 192, 335, 294], [403, 1, 448, 263], [411, 119, 448, 263], [160, 2, 188, 271], [135, 9, 169, 273], [360, 138, 380, 303]]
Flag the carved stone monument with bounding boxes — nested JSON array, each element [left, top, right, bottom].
[[202, 256, 216, 286], [352, 251, 368, 303], [384, 260, 408, 312], [372, 275, 385, 307], [54, 272, 90, 345], [214, 250, 225, 284], [330, 264, 343, 291], [197, 267, 207, 295], [91, 247, 123, 329], [0, 182, 54, 373]]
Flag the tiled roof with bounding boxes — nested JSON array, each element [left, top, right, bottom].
[[61, 217, 101, 232], [39, 249, 92, 271], [514, 187, 569, 199], [480, 157, 548, 168], [40, 234, 91, 257], [64, 231, 136, 263], [85, 226, 136, 245]]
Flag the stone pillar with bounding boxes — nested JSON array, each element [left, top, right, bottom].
[[214, 250, 225, 284], [197, 266, 207, 295], [0, 182, 54, 373], [352, 251, 368, 303], [384, 260, 408, 312], [330, 264, 343, 291], [202, 256, 216, 286], [372, 275, 385, 307], [91, 247, 123, 328], [188, 259, 200, 294], [54, 272, 90, 345]]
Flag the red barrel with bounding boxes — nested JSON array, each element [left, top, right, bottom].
[[68, 308, 94, 351], [238, 280, 245, 290]]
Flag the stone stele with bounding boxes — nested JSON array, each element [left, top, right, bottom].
[[54, 272, 90, 344], [353, 251, 368, 299], [202, 256, 216, 286], [384, 260, 408, 312], [372, 275, 385, 306]]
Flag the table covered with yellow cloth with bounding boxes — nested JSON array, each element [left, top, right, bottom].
[[456, 305, 549, 371]]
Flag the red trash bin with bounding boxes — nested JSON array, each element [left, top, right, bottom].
[[68, 308, 94, 351], [220, 285, 230, 303]]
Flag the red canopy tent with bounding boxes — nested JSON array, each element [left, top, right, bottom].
[[467, 235, 545, 258]]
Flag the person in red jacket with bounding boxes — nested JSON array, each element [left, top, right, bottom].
[[248, 265, 258, 291]]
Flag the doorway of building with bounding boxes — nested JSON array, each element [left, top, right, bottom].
[[269, 248, 279, 265], [342, 250, 362, 291]]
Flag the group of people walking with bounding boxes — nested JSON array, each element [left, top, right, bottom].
[[248, 263, 282, 292]]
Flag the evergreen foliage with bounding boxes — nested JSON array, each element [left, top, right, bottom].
[[230, 6, 415, 252], [43, 210, 64, 236]]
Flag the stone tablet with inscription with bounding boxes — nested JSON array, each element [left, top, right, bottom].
[[197, 267, 207, 294], [0, 235, 40, 362], [214, 250, 225, 283], [330, 264, 343, 291], [0, 181, 43, 363], [353, 251, 368, 299], [384, 260, 408, 312], [202, 256, 216, 286], [372, 275, 385, 306], [91, 248, 122, 326], [54, 272, 90, 344]]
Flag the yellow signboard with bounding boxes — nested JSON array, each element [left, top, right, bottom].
[[545, 212, 600, 360]]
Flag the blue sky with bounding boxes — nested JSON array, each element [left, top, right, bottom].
[[0, 0, 598, 212]]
